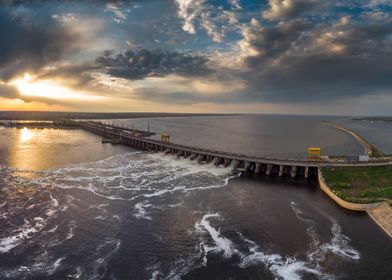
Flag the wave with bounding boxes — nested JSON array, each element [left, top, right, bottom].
[[192, 212, 331, 280], [195, 213, 237, 263], [290, 201, 360, 262], [0, 199, 60, 253], [0, 253, 65, 279]]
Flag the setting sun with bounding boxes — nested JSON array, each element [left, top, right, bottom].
[[11, 73, 104, 101]]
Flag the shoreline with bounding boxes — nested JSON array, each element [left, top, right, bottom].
[[318, 168, 392, 239]]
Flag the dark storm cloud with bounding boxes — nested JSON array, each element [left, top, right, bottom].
[[95, 48, 212, 80], [0, 5, 80, 81], [236, 13, 392, 103]]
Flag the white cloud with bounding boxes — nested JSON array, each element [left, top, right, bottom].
[[174, 0, 240, 42], [262, 0, 318, 20], [106, 2, 128, 23], [174, 0, 206, 34], [229, 0, 242, 10]]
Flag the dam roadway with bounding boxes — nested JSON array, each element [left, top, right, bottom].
[[79, 121, 392, 179]]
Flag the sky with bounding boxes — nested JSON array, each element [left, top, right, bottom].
[[0, 0, 392, 115]]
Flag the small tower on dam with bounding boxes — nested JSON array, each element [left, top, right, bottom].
[[308, 147, 321, 161], [161, 133, 170, 143]]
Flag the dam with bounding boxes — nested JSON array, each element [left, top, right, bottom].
[[77, 121, 391, 179]]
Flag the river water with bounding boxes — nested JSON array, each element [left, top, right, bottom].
[[0, 115, 391, 280]]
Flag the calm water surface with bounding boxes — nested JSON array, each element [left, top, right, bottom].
[[107, 115, 365, 158], [0, 116, 391, 280], [338, 119, 392, 154]]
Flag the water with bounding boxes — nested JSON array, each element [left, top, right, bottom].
[[103, 115, 365, 158], [337, 118, 392, 154], [0, 115, 391, 280]]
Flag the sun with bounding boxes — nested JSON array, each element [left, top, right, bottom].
[[10, 73, 104, 101]]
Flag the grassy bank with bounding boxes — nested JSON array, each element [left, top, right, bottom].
[[371, 146, 386, 158], [322, 166, 392, 204]]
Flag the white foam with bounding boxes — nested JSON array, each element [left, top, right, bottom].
[[320, 221, 360, 260], [148, 153, 232, 177], [47, 225, 59, 233], [66, 221, 76, 240], [50, 194, 59, 207], [238, 232, 326, 280], [67, 267, 83, 279], [191, 211, 329, 280], [134, 202, 153, 220], [150, 270, 161, 280], [0, 226, 38, 253], [195, 213, 236, 263], [290, 202, 360, 262], [48, 257, 65, 275]]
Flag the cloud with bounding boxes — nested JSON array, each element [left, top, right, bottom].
[[0, 6, 81, 81], [174, 0, 240, 42], [0, 83, 21, 100], [263, 0, 320, 20], [235, 13, 392, 103], [105, 2, 128, 23], [95, 48, 212, 80], [229, 0, 242, 10]]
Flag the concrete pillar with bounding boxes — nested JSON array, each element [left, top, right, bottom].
[[279, 165, 284, 177], [290, 166, 297, 178], [255, 163, 262, 174], [243, 161, 250, 171], [224, 158, 231, 167], [304, 166, 309, 179], [231, 160, 240, 169], [266, 164, 272, 175], [190, 153, 198, 160]]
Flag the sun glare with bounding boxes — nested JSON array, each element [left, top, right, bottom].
[[20, 127, 33, 143], [11, 73, 104, 101]]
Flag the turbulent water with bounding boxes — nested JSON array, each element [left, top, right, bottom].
[[0, 116, 391, 280]]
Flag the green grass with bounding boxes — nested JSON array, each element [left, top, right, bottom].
[[323, 166, 392, 204], [370, 146, 386, 158]]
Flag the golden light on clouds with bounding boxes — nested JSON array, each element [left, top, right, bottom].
[[0, 97, 67, 111], [10, 73, 106, 101]]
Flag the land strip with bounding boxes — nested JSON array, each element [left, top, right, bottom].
[[323, 121, 385, 157]]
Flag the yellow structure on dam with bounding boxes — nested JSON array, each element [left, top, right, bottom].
[[161, 133, 170, 143], [308, 147, 321, 160]]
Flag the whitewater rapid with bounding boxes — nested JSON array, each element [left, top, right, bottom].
[[0, 151, 363, 279]]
